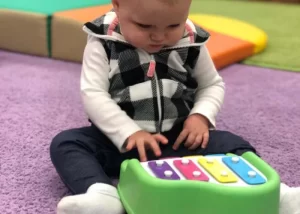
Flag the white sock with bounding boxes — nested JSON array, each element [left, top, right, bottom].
[[57, 183, 125, 214], [280, 183, 300, 214]]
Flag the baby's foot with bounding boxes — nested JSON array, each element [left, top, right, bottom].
[[280, 183, 300, 214], [57, 183, 125, 214]]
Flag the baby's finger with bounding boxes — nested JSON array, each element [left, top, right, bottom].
[[195, 134, 203, 144], [188, 142, 201, 150], [189, 134, 202, 150], [125, 139, 134, 151], [148, 138, 162, 157], [184, 132, 196, 148], [173, 129, 188, 150], [201, 132, 209, 148], [137, 140, 147, 162], [153, 134, 168, 145]]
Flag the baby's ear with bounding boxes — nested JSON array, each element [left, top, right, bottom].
[[111, 0, 120, 12]]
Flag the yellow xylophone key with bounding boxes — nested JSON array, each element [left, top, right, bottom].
[[183, 155, 203, 158], [198, 157, 238, 183]]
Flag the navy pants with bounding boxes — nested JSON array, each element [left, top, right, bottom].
[[50, 122, 256, 194]]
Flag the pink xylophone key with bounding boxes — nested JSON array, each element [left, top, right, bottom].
[[173, 159, 209, 181]]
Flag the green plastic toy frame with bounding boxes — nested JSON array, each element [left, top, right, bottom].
[[118, 152, 280, 214]]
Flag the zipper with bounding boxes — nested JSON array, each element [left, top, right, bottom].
[[147, 55, 156, 78], [147, 55, 162, 132]]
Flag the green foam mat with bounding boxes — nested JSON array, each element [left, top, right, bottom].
[[190, 0, 300, 72], [0, 0, 111, 14]]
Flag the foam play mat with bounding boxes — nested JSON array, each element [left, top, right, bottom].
[[189, 14, 267, 69], [0, 0, 267, 69], [190, 0, 300, 72]]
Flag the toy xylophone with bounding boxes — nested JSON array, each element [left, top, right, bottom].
[[118, 152, 280, 214]]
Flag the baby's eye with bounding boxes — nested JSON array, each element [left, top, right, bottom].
[[169, 24, 180, 28], [137, 23, 152, 28]]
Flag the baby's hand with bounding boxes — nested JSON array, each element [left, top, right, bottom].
[[125, 130, 168, 162], [173, 114, 210, 150]]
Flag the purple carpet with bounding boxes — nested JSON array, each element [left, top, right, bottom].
[[1, 50, 300, 213]]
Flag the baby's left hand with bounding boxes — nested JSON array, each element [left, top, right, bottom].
[[173, 114, 210, 150]]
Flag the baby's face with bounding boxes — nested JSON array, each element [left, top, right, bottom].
[[113, 0, 191, 53]]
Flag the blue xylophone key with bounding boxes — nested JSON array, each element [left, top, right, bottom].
[[222, 156, 266, 185]]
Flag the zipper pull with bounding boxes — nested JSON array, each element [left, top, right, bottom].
[[147, 56, 156, 77]]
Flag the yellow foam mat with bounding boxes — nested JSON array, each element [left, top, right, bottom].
[[189, 14, 268, 54], [0, 9, 48, 56]]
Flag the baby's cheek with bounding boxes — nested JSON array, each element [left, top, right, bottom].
[[127, 31, 148, 48], [167, 30, 185, 46], [168, 36, 182, 46]]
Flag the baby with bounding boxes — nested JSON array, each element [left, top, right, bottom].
[[50, 0, 300, 213]]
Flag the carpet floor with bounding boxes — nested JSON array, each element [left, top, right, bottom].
[[191, 0, 300, 72], [0, 50, 300, 213]]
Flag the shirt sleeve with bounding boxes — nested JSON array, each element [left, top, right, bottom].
[[189, 45, 225, 129], [80, 35, 142, 152]]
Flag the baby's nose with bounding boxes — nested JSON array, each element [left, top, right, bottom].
[[150, 32, 165, 43]]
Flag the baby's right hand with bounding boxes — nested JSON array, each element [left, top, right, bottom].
[[125, 130, 168, 162]]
